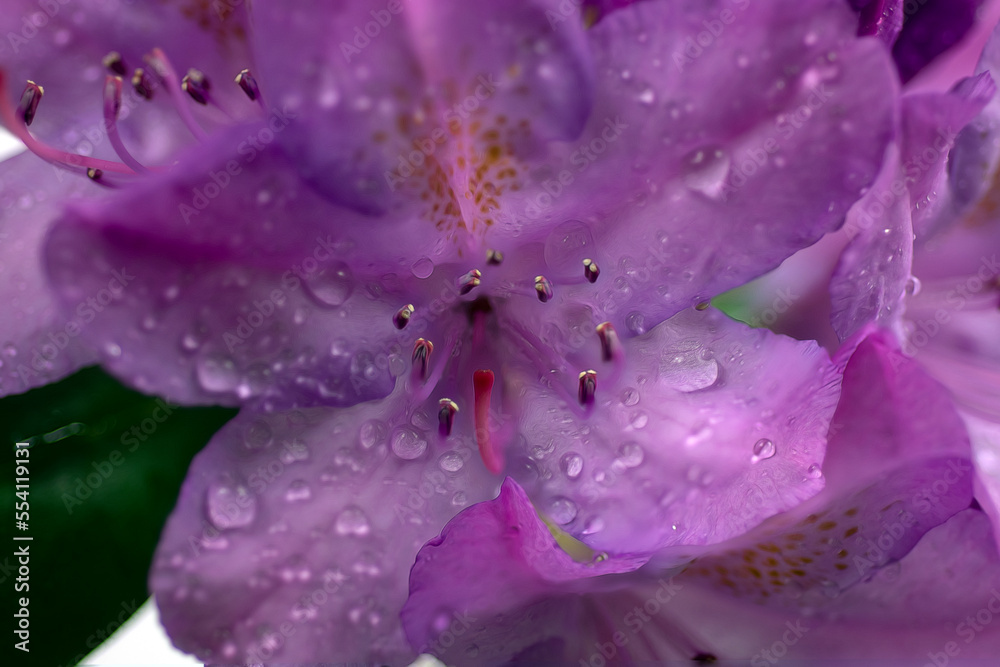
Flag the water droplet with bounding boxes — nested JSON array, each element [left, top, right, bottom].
[[544, 220, 594, 274], [358, 420, 385, 449], [465, 644, 480, 658], [626, 311, 646, 335], [335, 506, 371, 536], [547, 497, 578, 524], [629, 411, 648, 430], [197, 355, 240, 393], [244, 420, 273, 450], [284, 480, 312, 502], [411, 257, 434, 279], [105, 343, 122, 358], [438, 451, 464, 472], [560, 452, 584, 479], [583, 516, 605, 535], [752, 438, 776, 462], [391, 427, 428, 460], [804, 30, 818, 46], [206, 478, 257, 530], [304, 261, 353, 306], [806, 463, 823, 479], [660, 346, 719, 392], [621, 387, 640, 406], [735, 52, 750, 68], [617, 441, 644, 467], [904, 276, 922, 296], [680, 146, 731, 199], [637, 88, 655, 105]]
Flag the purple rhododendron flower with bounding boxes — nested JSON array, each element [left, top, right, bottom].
[[5, 0, 1000, 665]]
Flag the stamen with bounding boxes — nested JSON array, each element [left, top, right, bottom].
[[473, 369, 503, 474], [17, 80, 42, 126], [102, 51, 127, 77], [131, 68, 155, 100], [412, 338, 434, 381], [459, 269, 482, 295], [583, 258, 600, 283], [103, 76, 149, 173], [486, 248, 504, 265], [0, 71, 136, 176], [534, 275, 553, 302], [181, 68, 211, 105], [578, 370, 597, 406], [596, 322, 620, 362], [86, 168, 115, 188], [144, 48, 208, 141], [235, 68, 269, 114], [438, 398, 459, 437], [693, 653, 718, 664], [695, 300, 710, 311], [393, 304, 415, 330]]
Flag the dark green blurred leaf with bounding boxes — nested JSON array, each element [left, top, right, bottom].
[[0, 366, 236, 666]]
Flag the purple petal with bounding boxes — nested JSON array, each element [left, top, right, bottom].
[[151, 388, 498, 664], [893, 0, 983, 83], [901, 72, 994, 239], [43, 130, 424, 407], [401, 477, 649, 665], [856, 0, 903, 45], [505, 307, 841, 555], [669, 509, 1000, 661], [489, 0, 898, 334], [830, 146, 913, 342], [0, 152, 98, 395], [681, 330, 974, 610]]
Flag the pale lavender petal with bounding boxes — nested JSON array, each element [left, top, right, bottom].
[[0, 152, 98, 395], [151, 387, 497, 664], [401, 477, 651, 665], [487, 0, 898, 335], [830, 146, 913, 342], [682, 330, 974, 611], [505, 307, 841, 555]]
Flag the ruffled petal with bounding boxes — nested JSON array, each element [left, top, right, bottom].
[[669, 509, 1000, 662], [504, 307, 841, 555], [681, 330, 974, 610], [901, 72, 994, 239], [0, 151, 98, 396], [830, 146, 912, 342], [151, 388, 497, 664], [485, 0, 898, 335], [401, 477, 651, 665]]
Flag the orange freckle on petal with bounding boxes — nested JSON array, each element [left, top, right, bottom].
[[818, 521, 837, 531], [844, 527, 859, 538], [835, 563, 849, 570]]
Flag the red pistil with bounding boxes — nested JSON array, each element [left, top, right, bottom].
[[473, 369, 503, 474]]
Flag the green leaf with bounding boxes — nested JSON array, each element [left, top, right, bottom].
[[0, 366, 236, 666]]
